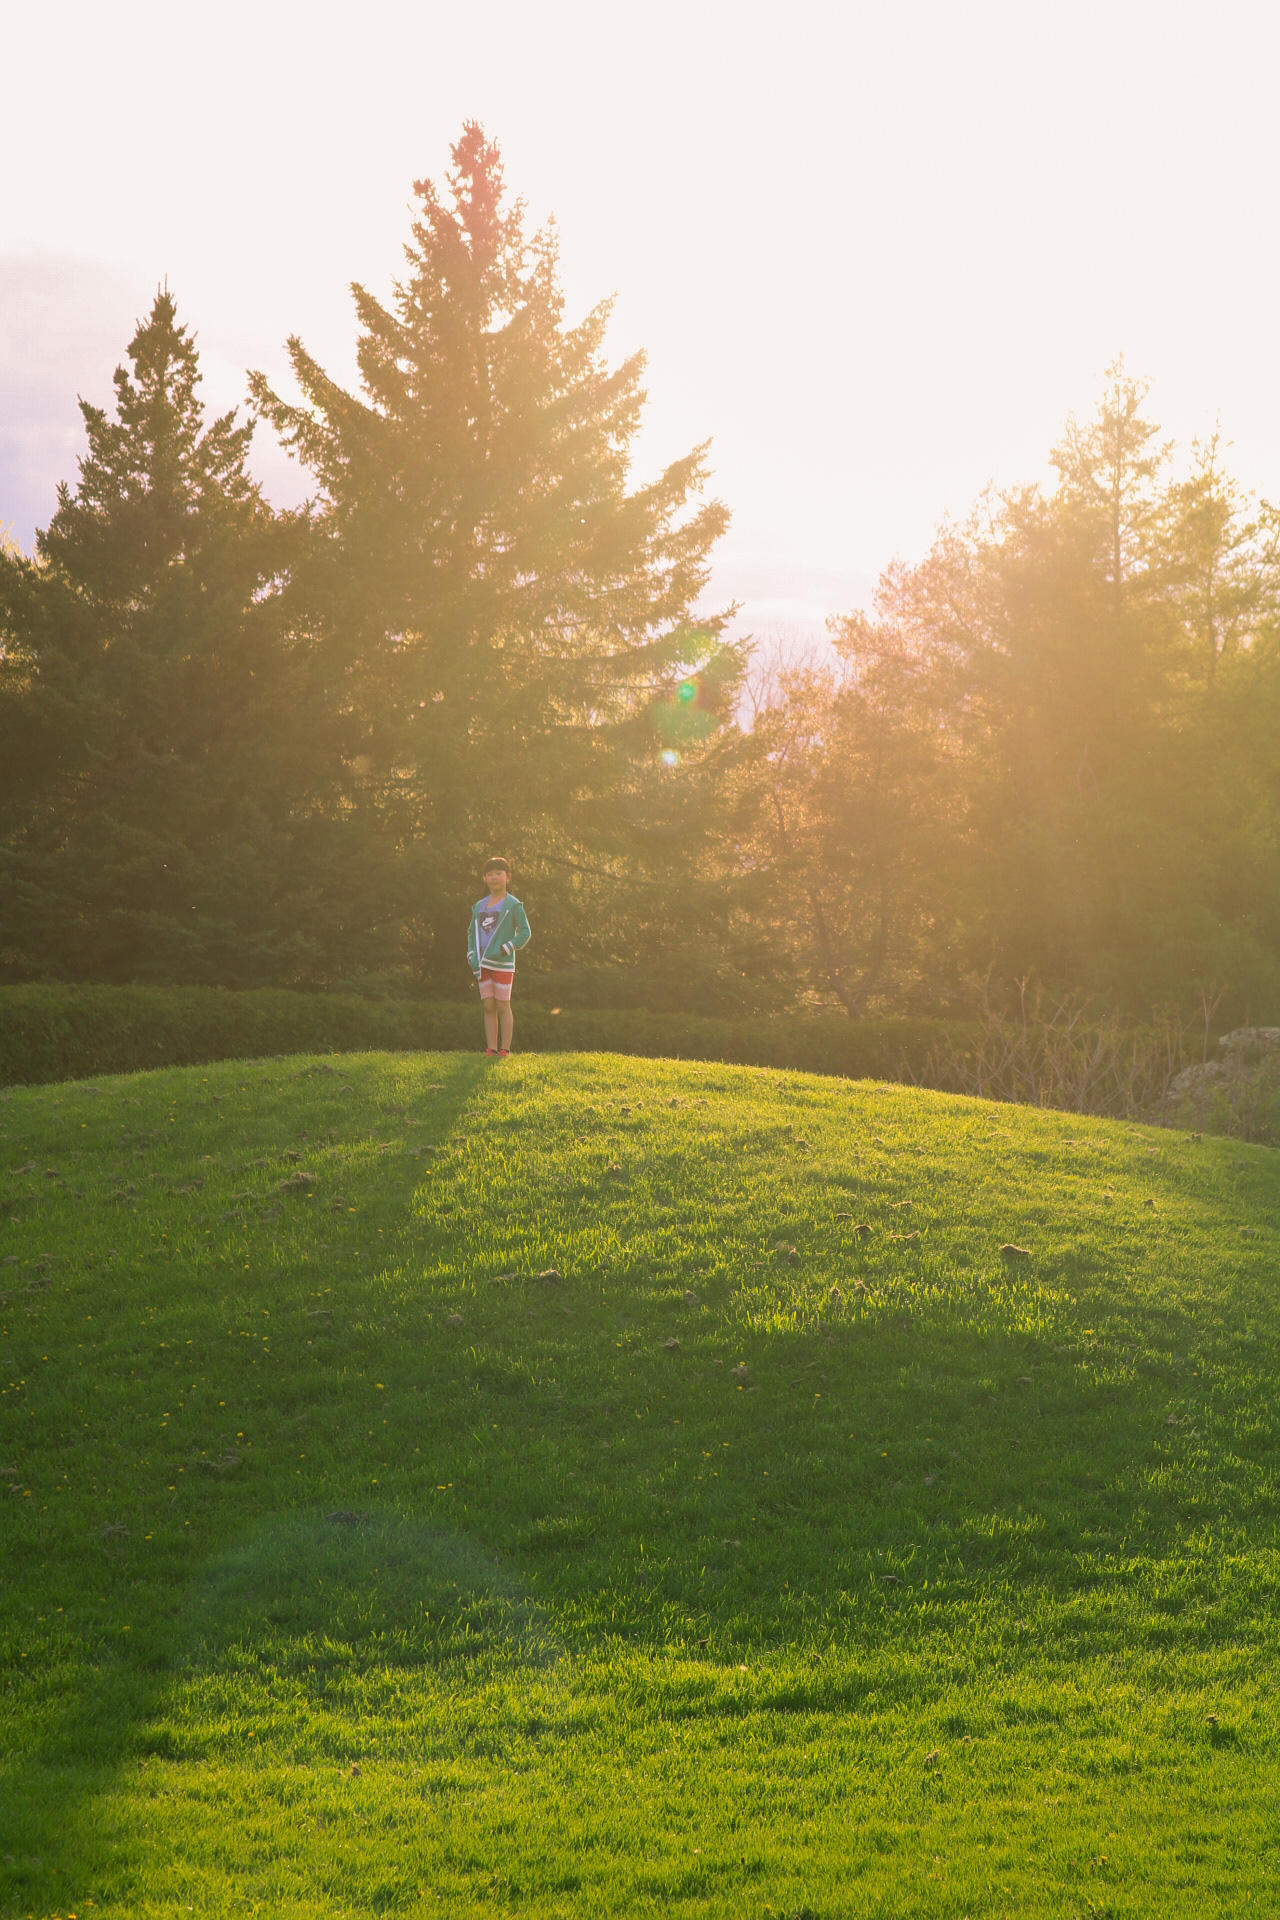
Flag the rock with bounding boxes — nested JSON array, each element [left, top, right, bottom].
[[1164, 1026, 1280, 1110]]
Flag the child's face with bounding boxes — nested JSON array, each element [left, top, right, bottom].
[[484, 868, 508, 896]]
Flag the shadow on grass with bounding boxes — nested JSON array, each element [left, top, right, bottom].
[[2, 1303, 1268, 1912], [3, 1055, 1276, 1912], [0, 1046, 499, 1915], [0, 1511, 548, 1913]]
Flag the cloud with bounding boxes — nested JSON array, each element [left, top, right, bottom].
[[0, 251, 309, 550], [0, 252, 153, 547], [704, 551, 876, 658]]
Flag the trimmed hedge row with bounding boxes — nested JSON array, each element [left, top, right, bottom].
[[0, 985, 960, 1089]]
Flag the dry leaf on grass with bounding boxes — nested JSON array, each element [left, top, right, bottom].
[[197, 1452, 242, 1475], [662, 1337, 680, 1351], [999, 1243, 1032, 1259], [445, 1313, 464, 1328]]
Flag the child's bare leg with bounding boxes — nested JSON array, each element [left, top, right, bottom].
[[481, 995, 499, 1051], [498, 1002, 514, 1052]]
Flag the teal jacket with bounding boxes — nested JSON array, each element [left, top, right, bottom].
[[468, 893, 532, 975]]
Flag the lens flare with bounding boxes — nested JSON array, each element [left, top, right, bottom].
[[677, 679, 697, 704], [660, 748, 681, 767]]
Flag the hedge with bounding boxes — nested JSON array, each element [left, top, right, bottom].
[[0, 985, 962, 1090]]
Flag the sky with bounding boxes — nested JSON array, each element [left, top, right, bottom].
[[3, 0, 1279, 649]]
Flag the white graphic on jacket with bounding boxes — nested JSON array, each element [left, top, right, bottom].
[[477, 906, 511, 970]]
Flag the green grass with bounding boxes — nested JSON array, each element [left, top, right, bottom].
[[2, 1050, 1278, 1917]]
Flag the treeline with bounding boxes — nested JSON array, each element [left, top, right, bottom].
[[756, 388, 1280, 1023], [3, 126, 1280, 1024]]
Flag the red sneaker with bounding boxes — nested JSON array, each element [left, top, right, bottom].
[[497, 1049, 510, 1058], [485, 1047, 498, 1056]]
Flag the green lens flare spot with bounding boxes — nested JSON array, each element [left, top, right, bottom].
[[677, 680, 696, 704]]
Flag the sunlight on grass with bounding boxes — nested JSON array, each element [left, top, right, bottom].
[[1, 1052, 1278, 1914]]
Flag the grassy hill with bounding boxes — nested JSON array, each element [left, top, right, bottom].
[[2, 1050, 1278, 1917]]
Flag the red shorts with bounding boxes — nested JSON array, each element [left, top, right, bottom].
[[478, 965, 514, 1001]]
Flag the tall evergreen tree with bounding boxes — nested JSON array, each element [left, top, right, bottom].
[[0, 291, 344, 984], [250, 124, 739, 989]]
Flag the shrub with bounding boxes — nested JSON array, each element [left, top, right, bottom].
[[0, 985, 961, 1090]]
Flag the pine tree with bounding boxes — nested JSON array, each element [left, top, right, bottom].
[[249, 124, 738, 988], [0, 290, 341, 984]]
